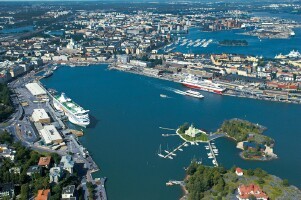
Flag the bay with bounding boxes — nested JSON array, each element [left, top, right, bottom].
[[42, 65, 301, 199]]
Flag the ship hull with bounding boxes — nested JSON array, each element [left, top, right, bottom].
[[53, 98, 90, 127], [182, 83, 224, 95]]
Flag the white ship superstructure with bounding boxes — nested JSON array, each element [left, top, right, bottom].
[[182, 75, 226, 94], [53, 93, 90, 127]]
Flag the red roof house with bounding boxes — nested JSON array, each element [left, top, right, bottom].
[[237, 184, 268, 200]]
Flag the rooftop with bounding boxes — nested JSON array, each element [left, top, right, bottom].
[[35, 189, 51, 200], [38, 156, 51, 166], [25, 82, 46, 96]]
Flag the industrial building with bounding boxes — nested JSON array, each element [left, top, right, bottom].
[[39, 125, 63, 145], [25, 82, 47, 96], [32, 109, 51, 124]]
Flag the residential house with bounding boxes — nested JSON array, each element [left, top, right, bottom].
[[237, 184, 268, 200], [60, 155, 74, 174], [62, 185, 76, 200], [38, 156, 52, 168], [49, 166, 63, 183], [0, 183, 15, 199], [235, 167, 244, 176], [27, 165, 41, 177], [35, 189, 51, 200]]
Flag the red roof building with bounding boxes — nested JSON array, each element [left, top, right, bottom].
[[35, 189, 51, 200], [38, 156, 51, 168], [235, 167, 244, 176], [237, 184, 268, 200]]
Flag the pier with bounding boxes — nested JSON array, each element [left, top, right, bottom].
[[163, 142, 187, 159], [159, 127, 176, 131], [162, 133, 178, 137], [207, 141, 218, 167]]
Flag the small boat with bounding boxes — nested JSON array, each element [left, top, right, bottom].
[[166, 182, 173, 186], [157, 144, 164, 158], [184, 143, 189, 147], [195, 143, 199, 146], [164, 150, 170, 154], [168, 156, 173, 159], [171, 152, 176, 156], [158, 154, 164, 158], [178, 148, 183, 151], [160, 94, 168, 98], [43, 70, 53, 78]]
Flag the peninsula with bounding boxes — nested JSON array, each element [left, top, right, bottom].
[[183, 162, 301, 200], [217, 119, 277, 161]]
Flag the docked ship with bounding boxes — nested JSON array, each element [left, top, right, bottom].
[[53, 93, 90, 127], [43, 70, 53, 78], [182, 75, 226, 94]]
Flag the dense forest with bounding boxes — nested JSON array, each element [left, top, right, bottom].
[[185, 163, 228, 200], [0, 83, 13, 122], [219, 119, 264, 142]]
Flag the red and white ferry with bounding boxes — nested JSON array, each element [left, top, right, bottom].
[[182, 75, 226, 95]]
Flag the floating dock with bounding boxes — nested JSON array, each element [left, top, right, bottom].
[[207, 141, 218, 167], [163, 142, 187, 159]]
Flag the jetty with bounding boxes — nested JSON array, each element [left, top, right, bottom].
[[162, 133, 178, 137], [159, 127, 176, 131], [163, 142, 187, 159], [207, 141, 218, 167]]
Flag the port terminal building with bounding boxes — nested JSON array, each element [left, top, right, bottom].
[[25, 82, 47, 97]]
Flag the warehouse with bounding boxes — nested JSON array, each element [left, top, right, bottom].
[[39, 125, 63, 145], [32, 109, 51, 124], [25, 82, 46, 96]]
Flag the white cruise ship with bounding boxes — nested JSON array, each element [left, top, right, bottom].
[[53, 93, 90, 127], [182, 75, 226, 94]]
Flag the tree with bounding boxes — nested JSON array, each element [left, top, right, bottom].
[[248, 194, 257, 200], [257, 178, 265, 185], [50, 153, 60, 164], [0, 131, 13, 144], [246, 169, 254, 176], [20, 183, 29, 200], [282, 179, 289, 187]]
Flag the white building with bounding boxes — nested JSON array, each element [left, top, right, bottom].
[[0, 144, 15, 161], [25, 82, 46, 96], [60, 155, 74, 174], [32, 109, 50, 124], [39, 125, 63, 145], [185, 125, 201, 138], [49, 166, 63, 183], [62, 185, 76, 199]]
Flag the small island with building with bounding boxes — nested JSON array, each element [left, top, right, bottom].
[[217, 118, 277, 161], [218, 39, 248, 46], [177, 123, 209, 143]]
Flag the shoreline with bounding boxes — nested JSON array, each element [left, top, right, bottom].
[[37, 77, 107, 198], [108, 65, 301, 105]]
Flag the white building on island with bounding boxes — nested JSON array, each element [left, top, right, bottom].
[[185, 125, 201, 138]]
